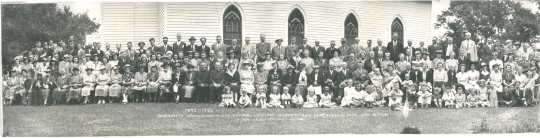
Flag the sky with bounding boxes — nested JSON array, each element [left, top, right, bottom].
[[56, 0, 539, 36]]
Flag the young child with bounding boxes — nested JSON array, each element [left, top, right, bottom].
[[255, 86, 268, 108], [364, 85, 376, 108], [303, 89, 319, 108], [281, 86, 292, 108], [291, 89, 304, 109], [267, 86, 284, 108], [454, 85, 466, 109], [390, 93, 404, 111], [340, 79, 356, 107], [405, 85, 418, 109], [388, 82, 403, 106], [319, 86, 336, 108], [374, 87, 386, 107], [418, 85, 432, 109], [466, 90, 480, 108], [219, 86, 236, 108], [442, 86, 455, 108], [433, 87, 443, 108], [238, 89, 252, 108], [477, 80, 490, 107]]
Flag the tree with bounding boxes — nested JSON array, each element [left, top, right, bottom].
[[435, 0, 539, 46], [1, 4, 100, 68]]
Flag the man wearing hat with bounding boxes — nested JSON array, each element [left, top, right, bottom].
[[195, 62, 211, 104], [285, 37, 299, 60], [387, 33, 403, 62], [339, 38, 352, 59], [272, 38, 286, 60], [211, 35, 228, 57], [183, 36, 196, 56], [173, 33, 187, 56], [310, 39, 325, 59], [136, 42, 147, 58], [372, 38, 387, 60], [226, 38, 242, 60], [308, 65, 325, 88], [209, 62, 226, 104], [196, 37, 211, 57]]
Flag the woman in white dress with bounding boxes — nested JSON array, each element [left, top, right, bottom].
[[467, 64, 480, 91], [456, 64, 470, 94], [301, 50, 314, 74], [95, 67, 110, 104]]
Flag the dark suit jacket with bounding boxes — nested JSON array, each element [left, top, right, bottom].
[[164, 44, 173, 52], [281, 73, 297, 86], [118, 57, 137, 73], [172, 72, 183, 85], [364, 59, 381, 72], [184, 44, 197, 54], [224, 71, 240, 85], [288, 57, 303, 69], [458, 56, 471, 70], [272, 46, 287, 60], [301, 44, 312, 57], [443, 43, 459, 59], [183, 71, 196, 85], [428, 45, 443, 60], [173, 41, 187, 56], [310, 46, 325, 59], [267, 68, 283, 84], [387, 41, 403, 62], [447, 70, 457, 86], [400, 70, 412, 81], [308, 71, 325, 86], [209, 70, 226, 85], [256, 42, 271, 61], [482, 44, 499, 62], [196, 45, 211, 56], [90, 49, 105, 61], [410, 70, 423, 83], [414, 47, 429, 57], [512, 88, 532, 99], [325, 46, 339, 60], [334, 70, 349, 86], [195, 70, 211, 85], [226, 45, 242, 60]]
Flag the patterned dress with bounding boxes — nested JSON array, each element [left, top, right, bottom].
[[68, 75, 83, 100], [122, 72, 135, 97], [95, 73, 110, 97], [108, 73, 123, 97], [146, 71, 160, 93], [133, 71, 147, 92], [254, 71, 268, 93], [239, 70, 255, 94], [303, 94, 319, 108]]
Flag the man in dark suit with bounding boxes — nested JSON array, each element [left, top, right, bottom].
[[420, 64, 434, 84], [387, 34, 403, 62], [400, 64, 413, 81], [308, 65, 325, 87], [209, 62, 225, 104], [340, 62, 353, 80], [301, 38, 312, 58], [414, 41, 428, 58], [197, 37, 210, 57], [482, 38, 498, 62], [226, 38, 242, 60], [512, 82, 533, 107], [410, 66, 423, 83], [163, 37, 173, 53], [183, 65, 197, 102], [403, 39, 414, 58], [173, 33, 187, 56], [372, 38, 387, 60], [364, 51, 380, 72], [256, 34, 271, 62], [272, 38, 286, 60], [325, 40, 338, 60], [500, 88, 516, 107], [289, 50, 302, 69], [211, 35, 228, 57], [324, 63, 338, 96], [90, 42, 105, 61], [310, 40, 325, 59], [195, 62, 211, 104], [339, 38, 352, 59], [185, 36, 197, 55], [147, 38, 158, 55], [428, 37, 443, 60], [443, 37, 459, 59]]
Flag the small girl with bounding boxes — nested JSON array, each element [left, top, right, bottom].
[[238, 89, 252, 108], [364, 85, 376, 108], [281, 86, 292, 108], [340, 79, 356, 107], [351, 83, 365, 107], [418, 85, 432, 109], [442, 87, 455, 108], [466, 90, 480, 108], [303, 89, 319, 108], [319, 87, 336, 108], [433, 87, 443, 108], [291, 90, 304, 109], [388, 82, 403, 106], [219, 86, 236, 108], [454, 86, 466, 109], [267, 86, 284, 108], [374, 87, 386, 107], [477, 80, 490, 107], [255, 87, 268, 108]]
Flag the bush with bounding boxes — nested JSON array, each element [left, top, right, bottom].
[[401, 126, 421, 134]]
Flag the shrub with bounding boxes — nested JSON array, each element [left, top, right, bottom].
[[401, 126, 421, 134]]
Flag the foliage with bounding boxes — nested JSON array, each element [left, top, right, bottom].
[[471, 110, 539, 133], [435, 0, 540, 45], [400, 126, 421, 134], [1, 4, 100, 67]]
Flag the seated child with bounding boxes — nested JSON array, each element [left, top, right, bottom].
[[388, 82, 403, 106], [390, 96, 404, 111], [442, 86, 455, 108], [374, 87, 386, 107], [291, 89, 304, 109], [364, 85, 376, 108], [417, 84, 432, 109], [340, 79, 356, 107], [319, 86, 337, 108], [350, 83, 365, 107], [238, 89, 252, 108], [281, 86, 292, 108], [477, 80, 490, 107], [454, 85, 466, 109], [303, 89, 319, 108], [255, 86, 268, 108], [465, 90, 480, 108], [267, 86, 284, 108], [219, 86, 236, 108], [433, 87, 443, 108]]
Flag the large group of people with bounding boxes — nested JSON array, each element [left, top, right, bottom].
[[3, 32, 539, 110]]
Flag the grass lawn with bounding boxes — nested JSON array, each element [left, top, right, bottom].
[[2, 103, 539, 136]]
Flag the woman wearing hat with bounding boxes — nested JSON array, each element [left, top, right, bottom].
[[479, 62, 490, 81], [92, 54, 103, 75], [158, 64, 173, 103], [108, 66, 123, 103], [5, 70, 21, 106], [133, 65, 148, 103], [67, 68, 83, 104], [239, 61, 255, 102], [12, 57, 23, 73], [52, 69, 68, 105], [95, 67, 110, 104], [239, 51, 256, 72], [381, 52, 393, 72], [81, 67, 96, 104], [148, 54, 159, 72], [224, 62, 240, 101], [226, 50, 240, 71], [138, 54, 149, 73], [146, 65, 160, 102], [121, 65, 135, 104], [489, 63, 503, 93], [254, 63, 268, 94], [313, 52, 327, 72]]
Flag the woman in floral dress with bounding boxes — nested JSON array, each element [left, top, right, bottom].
[[276, 54, 290, 73], [147, 65, 160, 102], [121, 65, 135, 104], [108, 66, 123, 103], [239, 61, 255, 102]]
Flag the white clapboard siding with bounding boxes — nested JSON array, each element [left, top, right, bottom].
[[101, 2, 159, 51], [102, 1, 432, 51]]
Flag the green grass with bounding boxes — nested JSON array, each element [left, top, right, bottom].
[[2, 103, 539, 136]]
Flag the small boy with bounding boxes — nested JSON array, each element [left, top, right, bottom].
[[238, 89, 251, 108], [281, 86, 292, 108], [466, 90, 480, 108], [291, 89, 304, 109]]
